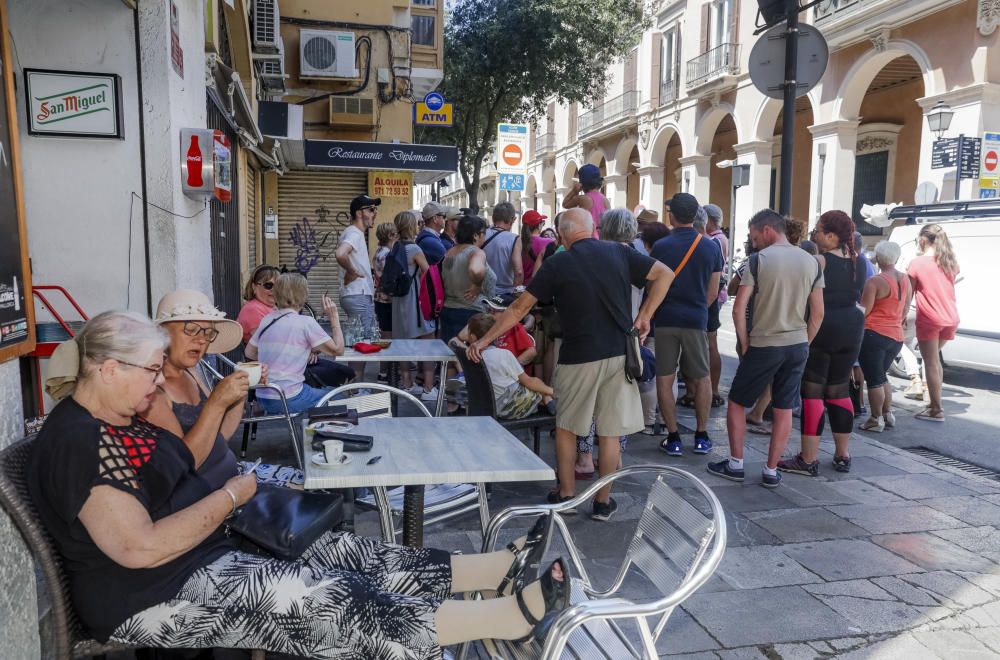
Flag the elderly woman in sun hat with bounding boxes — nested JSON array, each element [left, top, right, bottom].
[[30, 311, 572, 657], [144, 289, 303, 489]]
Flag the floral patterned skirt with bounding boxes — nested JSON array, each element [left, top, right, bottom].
[[110, 530, 453, 659]]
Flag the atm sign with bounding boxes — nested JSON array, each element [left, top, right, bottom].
[[414, 102, 453, 127]]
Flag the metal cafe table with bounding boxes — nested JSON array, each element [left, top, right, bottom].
[[339, 339, 455, 416], [302, 416, 555, 547]]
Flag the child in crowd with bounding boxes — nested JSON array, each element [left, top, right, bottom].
[[460, 295, 537, 373], [467, 314, 556, 420]]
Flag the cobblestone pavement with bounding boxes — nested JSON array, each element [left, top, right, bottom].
[[244, 394, 1000, 659]]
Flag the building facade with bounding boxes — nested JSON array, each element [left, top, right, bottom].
[[429, 0, 1000, 260]]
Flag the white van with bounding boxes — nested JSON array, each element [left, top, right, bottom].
[[886, 200, 1000, 374]]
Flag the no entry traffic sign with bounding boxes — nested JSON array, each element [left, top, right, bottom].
[[496, 123, 528, 176], [981, 132, 1000, 198], [985, 150, 999, 173]]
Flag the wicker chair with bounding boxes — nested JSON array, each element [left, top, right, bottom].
[[0, 436, 131, 659], [0, 436, 266, 660]]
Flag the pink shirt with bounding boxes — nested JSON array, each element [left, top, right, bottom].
[[237, 298, 274, 343], [522, 235, 553, 285], [586, 190, 607, 233], [249, 309, 331, 399], [908, 255, 959, 328]]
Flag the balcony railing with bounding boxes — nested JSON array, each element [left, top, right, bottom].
[[686, 42, 740, 90], [814, 0, 862, 21], [534, 132, 555, 156], [659, 76, 678, 106], [578, 90, 639, 136]]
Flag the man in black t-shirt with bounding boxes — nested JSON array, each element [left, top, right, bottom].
[[468, 208, 674, 520]]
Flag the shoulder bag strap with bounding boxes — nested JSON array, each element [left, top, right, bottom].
[[673, 233, 703, 278], [256, 312, 294, 341], [747, 253, 761, 332], [481, 228, 503, 250]]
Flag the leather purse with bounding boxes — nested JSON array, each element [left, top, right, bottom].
[[227, 484, 344, 560]]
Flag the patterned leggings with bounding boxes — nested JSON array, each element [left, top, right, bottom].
[[110, 531, 452, 659]]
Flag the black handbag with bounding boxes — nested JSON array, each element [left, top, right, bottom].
[[227, 484, 344, 560]]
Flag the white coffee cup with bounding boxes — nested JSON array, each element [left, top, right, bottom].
[[323, 439, 344, 465], [235, 361, 262, 387]]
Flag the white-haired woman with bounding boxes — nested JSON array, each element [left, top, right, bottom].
[[29, 311, 570, 657], [857, 241, 912, 432]]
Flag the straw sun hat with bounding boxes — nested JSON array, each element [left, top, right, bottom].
[[154, 289, 243, 354]]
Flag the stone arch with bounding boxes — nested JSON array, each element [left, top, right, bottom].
[[562, 159, 579, 188], [752, 89, 820, 142], [695, 102, 740, 155], [525, 174, 538, 209], [612, 135, 639, 175], [835, 40, 938, 120], [585, 146, 608, 166], [647, 123, 686, 167]]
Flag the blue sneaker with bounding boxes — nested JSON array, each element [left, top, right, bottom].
[[693, 435, 712, 455], [761, 471, 782, 489], [660, 437, 683, 457], [707, 460, 744, 482]]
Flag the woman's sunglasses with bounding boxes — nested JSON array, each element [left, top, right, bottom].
[[256, 281, 275, 290]]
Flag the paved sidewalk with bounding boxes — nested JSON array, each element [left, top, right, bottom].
[[249, 392, 1000, 659]]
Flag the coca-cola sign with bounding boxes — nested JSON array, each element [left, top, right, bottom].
[[304, 140, 458, 172], [181, 128, 216, 198]]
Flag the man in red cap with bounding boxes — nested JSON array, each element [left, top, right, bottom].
[[519, 209, 553, 287]]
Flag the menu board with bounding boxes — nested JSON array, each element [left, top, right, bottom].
[[0, 2, 34, 362]]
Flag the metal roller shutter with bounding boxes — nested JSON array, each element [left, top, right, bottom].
[[277, 170, 368, 314], [246, 163, 259, 271]]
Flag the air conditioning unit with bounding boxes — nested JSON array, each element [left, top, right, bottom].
[[299, 29, 358, 79], [252, 0, 281, 53], [255, 38, 286, 93], [329, 96, 375, 128]]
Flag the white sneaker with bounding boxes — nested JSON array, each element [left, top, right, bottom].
[[884, 410, 896, 428], [859, 416, 885, 433], [420, 386, 440, 402]]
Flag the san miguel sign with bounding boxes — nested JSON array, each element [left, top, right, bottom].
[[304, 140, 458, 172], [25, 69, 123, 139]]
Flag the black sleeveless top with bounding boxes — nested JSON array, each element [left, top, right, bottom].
[[822, 252, 867, 309]]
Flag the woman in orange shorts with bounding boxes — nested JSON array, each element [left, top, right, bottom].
[[907, 224, 960, 423]]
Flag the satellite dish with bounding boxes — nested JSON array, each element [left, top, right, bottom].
[[915, 181, 938, 205], [749, 23, 829, 100]]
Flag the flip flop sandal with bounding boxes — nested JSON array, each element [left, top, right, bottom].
[[711, 395, 726, 408], [915, 408, 945, 423], [497, 513, 555, 595], [746, 419, 772, 435], [677, 394, 696, 408]]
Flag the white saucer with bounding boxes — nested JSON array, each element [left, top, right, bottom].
[[311, 452, 352, 468]]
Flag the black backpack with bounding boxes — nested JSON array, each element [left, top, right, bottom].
[[379, 242, 416, 297]]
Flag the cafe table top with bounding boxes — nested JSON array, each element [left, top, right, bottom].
[[302, 416, 555, 490]]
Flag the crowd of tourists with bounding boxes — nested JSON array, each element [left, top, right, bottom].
[[26, 172, 960, 658]]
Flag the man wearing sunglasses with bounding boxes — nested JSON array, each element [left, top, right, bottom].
[[336, 196, 381, 371]]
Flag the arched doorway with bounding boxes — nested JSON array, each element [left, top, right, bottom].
[[771, 96, 814, 222], [661, 133, 683, 202], [708, 115, 738, 230], [850, 54, 925, 234], [625, 145, 640, 210]]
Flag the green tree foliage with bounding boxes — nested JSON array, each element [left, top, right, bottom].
[[418, 0, 649, 212]]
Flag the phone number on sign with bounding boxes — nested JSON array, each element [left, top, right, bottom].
[[374, 186, 410, 197]]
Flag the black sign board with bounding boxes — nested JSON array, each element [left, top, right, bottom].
[[960, 137, 982, 180], [931, 138, 958, 169], [0, 5, 34, 361], [304, 140, 458, 172]]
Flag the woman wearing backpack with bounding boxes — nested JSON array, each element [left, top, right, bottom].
[[390, 211, 438, 399]]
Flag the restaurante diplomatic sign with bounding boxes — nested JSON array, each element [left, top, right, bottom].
[[304, 140, 458, 172], [25, 69, 123, 139]]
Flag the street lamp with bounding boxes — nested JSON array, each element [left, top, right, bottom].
[[715, 160, 751, 277], [925, 100, 965, 200]]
